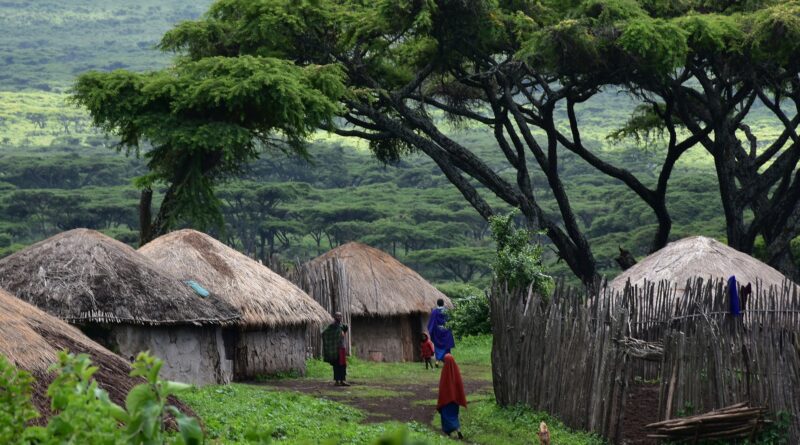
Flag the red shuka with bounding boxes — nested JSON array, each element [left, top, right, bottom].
[[437, 354, 467, 410], [421, 338, 435, 359]]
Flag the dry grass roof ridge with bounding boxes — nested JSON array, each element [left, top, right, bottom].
[[0, 286, 196, 422], [139, 229, 332, 329], [609, 235, 798, 293], [295, 242, 451, 317], [0, 229, 239, 326]]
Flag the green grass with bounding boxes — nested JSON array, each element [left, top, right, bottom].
[[181, 384, 457, 445], [305, 335, 493, 384], [451, 393, 606, 445], [179, 334, 605, 445]]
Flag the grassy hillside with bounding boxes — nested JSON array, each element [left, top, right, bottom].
[[0, 0, 757, 286], [0, 0, 212, 91]]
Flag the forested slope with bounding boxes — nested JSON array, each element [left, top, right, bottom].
[[0, 0, 766, 284]]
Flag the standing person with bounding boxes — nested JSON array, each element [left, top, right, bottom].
[[437, 354, 466, 439], [322, 312, 350, 386], [427, 298, 455, 367], [420, 333, 435, 370]]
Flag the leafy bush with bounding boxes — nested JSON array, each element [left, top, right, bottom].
[[0, 356, 37, 444], [489, 210, 553, 294], [0, 352, 452, 445], [448, 293, 491, 338], [0, 351, 204, 445]]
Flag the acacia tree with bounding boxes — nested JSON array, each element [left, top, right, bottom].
[[149, 0, 708, 284], [552, 1, 800, 278], [74, 0, 800, 281], [73, 56, 345, 245]]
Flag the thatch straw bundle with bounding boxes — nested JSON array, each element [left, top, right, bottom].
[[0, 287, 194, 421], [0, 229, 238, 326], [139, 230, 331, 329], [609, 236, 797, 293], [295, 242, 451, 316]]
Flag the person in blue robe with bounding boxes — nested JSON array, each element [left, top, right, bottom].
[[427, 298, 455, 367]]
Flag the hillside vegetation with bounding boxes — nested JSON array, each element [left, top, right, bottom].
[[0, 0, 782, 285]]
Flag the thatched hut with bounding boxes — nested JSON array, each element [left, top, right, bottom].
[[608, 236, 798, 294], [293, 242, 452, 362], [139, 229, 332, 379], [0, 287, 195, 422], [0, 229, 240, 385]]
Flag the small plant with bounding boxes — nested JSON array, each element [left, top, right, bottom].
[[0, 351, 203, 445], [448, 292, 492, 338], [0, 356, 38, 444], [489, 210, 553, 295]]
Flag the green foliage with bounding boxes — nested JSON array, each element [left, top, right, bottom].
[[607, 104, 669, 148], [489, 211, 553, 293], [457, 395, 605, 445], [305, 334, 493, 383], [439, 281, 492, 337], [448, 292, 492, 338], [0, 351, 203, 445], [179, 384, 453, 444], [618, 17, 688, 75], [71, 55, 345, 233], [747, 2, 800, 63], [0, 356, 38, 443], [27, 352, 120, 444]]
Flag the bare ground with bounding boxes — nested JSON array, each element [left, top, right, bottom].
[[258, 378, 492, 425]]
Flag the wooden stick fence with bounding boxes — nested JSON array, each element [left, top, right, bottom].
[[491, 277, 800, 443]]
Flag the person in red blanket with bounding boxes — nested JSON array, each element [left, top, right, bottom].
[[420, 333, 435, 369], [437, 354, 467, 439]]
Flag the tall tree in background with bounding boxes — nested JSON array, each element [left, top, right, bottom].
[[151, 0, 698, 284], [74, 0, 800, 282], [73, 56, 344, 245], [559, 1, 800, 278]]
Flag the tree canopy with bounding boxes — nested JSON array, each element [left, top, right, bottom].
[[72, 53, 345, 243], [73, 0, 800, 282]]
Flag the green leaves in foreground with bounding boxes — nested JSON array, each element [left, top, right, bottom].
[[0, 351, 448, 445], [0, 351, 201, 445]]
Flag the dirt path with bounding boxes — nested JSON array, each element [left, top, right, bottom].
[[258, 378, 492, 425]]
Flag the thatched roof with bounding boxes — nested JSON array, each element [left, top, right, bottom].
[[294, 242, 451, 317], [609, 236, 797, 293], [139, 229, 332, 329], [0, 229, 239, 326], [0, 287, 195, 422]]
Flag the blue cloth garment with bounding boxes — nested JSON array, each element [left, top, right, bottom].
[[439, 402, 461, 434], [427, 307, 456, 351], [434, 346, 450, 361], [728, 275, 740, 316]]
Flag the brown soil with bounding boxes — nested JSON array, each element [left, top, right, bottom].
[[621, 383, 660, 445], [259, 379, 491, 425]]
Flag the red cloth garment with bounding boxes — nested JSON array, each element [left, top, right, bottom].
[[338, 346, 347, 366], [421, 339, 435, 359], [437, 354, 467, 410]]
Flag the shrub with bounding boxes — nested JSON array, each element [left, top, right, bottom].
[[0, 356, 38, 444], [448, 292, 491, 338], [0, 351, 203, 445], [489, 210, 553, 295]]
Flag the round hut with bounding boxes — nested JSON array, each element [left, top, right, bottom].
[[0, 287, 195, 422], [139, 229, 332, 379], [0, 229, 240, 385], [608, 236, 798, 295], [293, 242, 452, 362]]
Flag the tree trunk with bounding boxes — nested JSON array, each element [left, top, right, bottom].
[[138, 187, 153, 247]]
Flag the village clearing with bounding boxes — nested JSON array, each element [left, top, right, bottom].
[[180, 335, 604, 444]]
